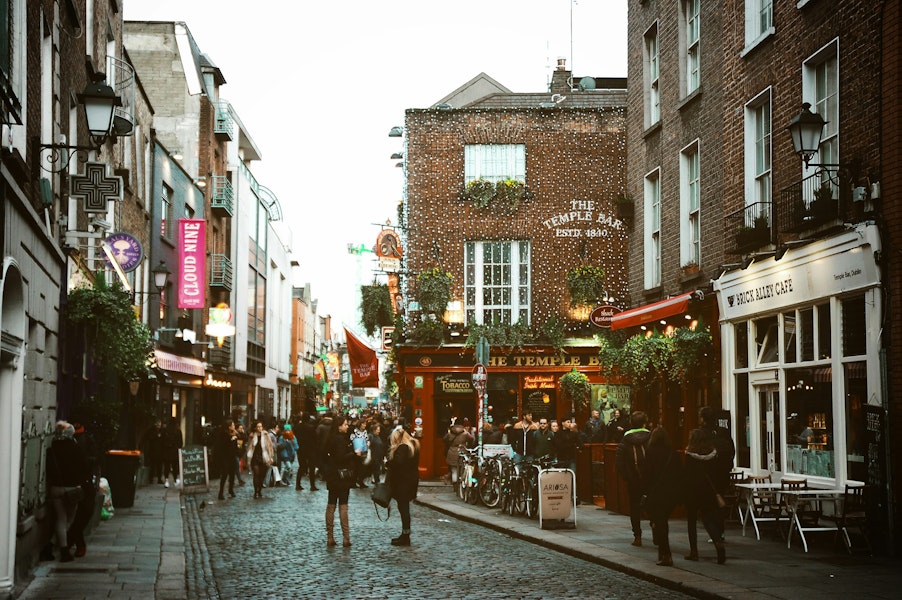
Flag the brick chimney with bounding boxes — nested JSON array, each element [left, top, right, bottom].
[[550, 57, 571, 94]]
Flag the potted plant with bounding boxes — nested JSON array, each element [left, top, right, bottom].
[[494, 178, 528, 210], [360, 283, 394, 336], [559, 368, 591, 411], [810, 183, 837, 222], [566, 265, 606, 307]]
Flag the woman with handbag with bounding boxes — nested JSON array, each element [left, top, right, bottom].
[[246, 420, 275, 499], [387, 426, 420, 546], [46, 421, 89, 562], [683, 427, 727, 564], [324, 416, 356, 547]]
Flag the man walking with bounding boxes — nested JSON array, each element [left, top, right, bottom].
[[615, 411, 651, 546], [699, 405, 736, 541]]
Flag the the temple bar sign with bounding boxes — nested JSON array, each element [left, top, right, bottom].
[[489, 354, 600, 368]]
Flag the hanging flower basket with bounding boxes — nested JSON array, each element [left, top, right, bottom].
[[360, 284, 393, 336], [566, 265, 606, 307], [559, 369, 590, 410], [416, 267, 452, 316]]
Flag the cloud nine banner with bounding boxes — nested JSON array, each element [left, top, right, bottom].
[[179, 219, 206, 309]]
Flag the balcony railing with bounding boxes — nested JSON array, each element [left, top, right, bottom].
[[208, 337, 232, 367], [725, 201, 772, 254], [211, 175, 234, 217], [776, 171, 843, 233], [214, 102, 234, 140], [210, 254, 233, 290], [107, 56, 135, 137]]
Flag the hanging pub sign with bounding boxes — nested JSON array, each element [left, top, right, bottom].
[[205, 303, 236, 345], [375, 228, 403, 273], [590, 305, 621, 328], [102, 232, 143, 272]]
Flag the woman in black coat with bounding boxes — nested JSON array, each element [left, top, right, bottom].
[[46, 421, 89, 562], [387, 426, 420, 546], [642, 426, 683, 566], [323, 416, 356, 547], [683, 428, 726, 563]]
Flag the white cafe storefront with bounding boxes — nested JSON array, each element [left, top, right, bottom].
[[713, 223, 883, 487]]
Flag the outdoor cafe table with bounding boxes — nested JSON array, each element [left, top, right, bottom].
[[736, 482, 844, 552], [781, 487, 845, 552], [735, 482, 783, 540]]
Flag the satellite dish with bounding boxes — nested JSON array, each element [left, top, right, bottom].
[[578, 76, 596, 91]]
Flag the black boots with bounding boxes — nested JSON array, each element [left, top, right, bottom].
[[391, 533, 411, 546], [714, 541, 726, 564]]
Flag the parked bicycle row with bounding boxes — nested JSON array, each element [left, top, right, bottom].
[[453, 448, 570, 519]]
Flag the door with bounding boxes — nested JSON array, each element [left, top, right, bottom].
[[757, 385, 781, 473]]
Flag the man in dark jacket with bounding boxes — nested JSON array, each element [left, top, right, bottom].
[[615, 411, 651, 546], [297, 414, 320, 491], [215, 420, 239, 500]]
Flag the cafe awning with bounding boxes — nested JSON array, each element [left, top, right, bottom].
[[610, 292, 695, 331], [153, 349, 205, 377]]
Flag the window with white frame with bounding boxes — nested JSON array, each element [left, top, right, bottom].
[[744, 90, 772, 219], [644, 170, 662, 289], [644, 23, 660, 127], [681, 142, 701, 266], [803, 40, 839, 182], [464, 240, 530, 326], [464, 144, 525, 183], [745, 0, 773, 47], [682, 0, 701, 95], [160, 184, 173, 240]]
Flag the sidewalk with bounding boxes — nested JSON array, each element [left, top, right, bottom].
[[15, 485, 185, 600], [415, 481, 901, 600], [15, 480, 902, 599]]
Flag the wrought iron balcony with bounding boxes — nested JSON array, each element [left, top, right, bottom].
[[214, 102, 234, 140], [208, 337, 232, 367], [211, 175, 234, 217], [776, 171, 843, 233], [210, 254, 233, 290], [725, 201, 773, 254], [107, 56, 136, 137]]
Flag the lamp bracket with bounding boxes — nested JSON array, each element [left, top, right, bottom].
[[33, 139, 98, 175]]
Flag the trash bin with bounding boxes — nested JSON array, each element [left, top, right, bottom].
[[103, 450, 142, 508]]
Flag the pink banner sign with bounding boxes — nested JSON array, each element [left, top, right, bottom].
[[178, 219, 206, 309]]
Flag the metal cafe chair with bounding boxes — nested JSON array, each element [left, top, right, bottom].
[[723, 470, 746, 523], [741, 474, 784, 540], [822, 484, 871, 554]]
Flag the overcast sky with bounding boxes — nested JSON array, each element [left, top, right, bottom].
[[124, 0, 628, 335]]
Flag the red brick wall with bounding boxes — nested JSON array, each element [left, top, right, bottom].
[[404, 106, 628, 330]]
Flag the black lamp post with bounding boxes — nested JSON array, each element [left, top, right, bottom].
[[787, 102, 835, 168], [34, 73, 122, 174]]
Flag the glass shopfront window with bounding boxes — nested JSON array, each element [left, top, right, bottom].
[[736, 373, 751, 467], [785, 367, 834, 478]]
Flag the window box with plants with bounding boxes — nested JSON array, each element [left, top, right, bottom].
[[680, 261, 700, 278], [459, 178, 530, 210]]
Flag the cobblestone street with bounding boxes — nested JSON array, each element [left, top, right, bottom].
[[186, 480, 692, 600]]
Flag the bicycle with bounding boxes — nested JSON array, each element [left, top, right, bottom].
[[478, 454, 502, 508], [456, 447, 480, 505], [522, 455, 556, 518]]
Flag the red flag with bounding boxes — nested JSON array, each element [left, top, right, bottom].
[[345, 328, 379, 388]]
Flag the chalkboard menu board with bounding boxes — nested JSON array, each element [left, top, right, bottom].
[[179, 445, 209, 493]]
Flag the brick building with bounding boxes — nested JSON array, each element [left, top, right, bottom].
[[394, 65, 629, 479], [627, 0, 899, 551]]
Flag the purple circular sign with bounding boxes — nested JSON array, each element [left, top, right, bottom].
[[103, 232, 144, 272]]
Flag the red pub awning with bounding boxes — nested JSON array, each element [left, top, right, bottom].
[[610, 292, 695, 331]]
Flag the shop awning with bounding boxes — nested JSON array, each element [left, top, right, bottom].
[[610, 292, 695, 331], [153, 349, 205, 377]]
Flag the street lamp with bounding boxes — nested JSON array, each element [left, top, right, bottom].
[[34, 73, 122, 174], [151, 260, 171, 292], [787, 103, 836, 169]]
